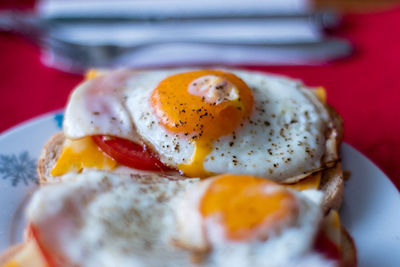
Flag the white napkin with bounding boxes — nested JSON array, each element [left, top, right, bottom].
[[37, 0, 331, 71]]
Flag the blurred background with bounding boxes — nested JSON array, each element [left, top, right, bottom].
[[0, 0, 354, 71], [0, 0, 399, 188], [1, 0, 399, 71]]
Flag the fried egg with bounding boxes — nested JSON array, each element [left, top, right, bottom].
[[174, 174, 328, 263], [27, 171, 336, 267], [63, 68, 333, 182]]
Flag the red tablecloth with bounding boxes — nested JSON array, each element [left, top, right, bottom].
[[1, 6, 399, 190]]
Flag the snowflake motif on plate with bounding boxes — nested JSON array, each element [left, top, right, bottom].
[[0, 151, 38, 186]]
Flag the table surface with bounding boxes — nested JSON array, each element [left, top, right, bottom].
[[0, 5, 399, 190]]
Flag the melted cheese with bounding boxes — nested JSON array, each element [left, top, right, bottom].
[[322, 210, 342, 248], [2, 261, 18, 267], [85, 69, 98, 80], [312, 87, 327, 103], [51, 137, 117, 176], [285, 172, 321, 191], [1, 241, 48, 267]]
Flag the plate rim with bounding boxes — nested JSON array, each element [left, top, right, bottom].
[[0, 109, 64, 140]]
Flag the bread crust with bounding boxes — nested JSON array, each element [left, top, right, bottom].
[[37, 132, 65, 185], [341, 226, 357, 267], [328, 105, 344, 155], [319, 103, 344, 213], [320, 163, 344, 213]]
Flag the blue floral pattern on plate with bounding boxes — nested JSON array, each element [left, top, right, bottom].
[[0, 151, 38, 186], [54, 113, 64, 129]]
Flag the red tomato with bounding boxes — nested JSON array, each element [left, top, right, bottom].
[[24, 222, 34, 241], [314, 230, 341, 264], [30, 225, 69, 267], [92, 135, 172, 171]]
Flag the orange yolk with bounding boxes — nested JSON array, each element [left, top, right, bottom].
[[151, 70, 253, 177], [200, 174, 299, 241]]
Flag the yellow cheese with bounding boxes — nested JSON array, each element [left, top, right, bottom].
[[322, 209, 342, 248], [312, 87, 327, 103], [85, 69, 107, 80], [285, 172, 321, 191], [2, 261, 18, 267], [85, 69, 98, 80], [51, 137, 117, 176], [1, 241, 48, 267]]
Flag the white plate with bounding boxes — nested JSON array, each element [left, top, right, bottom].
[[0, 112, 399, 266]]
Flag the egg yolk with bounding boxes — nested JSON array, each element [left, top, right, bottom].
[[151, 70, 253, 177], [200, 174, 299, 242]]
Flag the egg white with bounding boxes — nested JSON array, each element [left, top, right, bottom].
[[28, 170, 199, 267], [64, 68, 331, 182]]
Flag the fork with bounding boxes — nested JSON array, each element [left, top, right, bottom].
[[0, 10, 353, 73]]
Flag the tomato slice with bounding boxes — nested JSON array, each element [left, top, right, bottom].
[[92, 135, 172, 171], [314, 230, 341, 263], [30, 225, 68, 267]]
